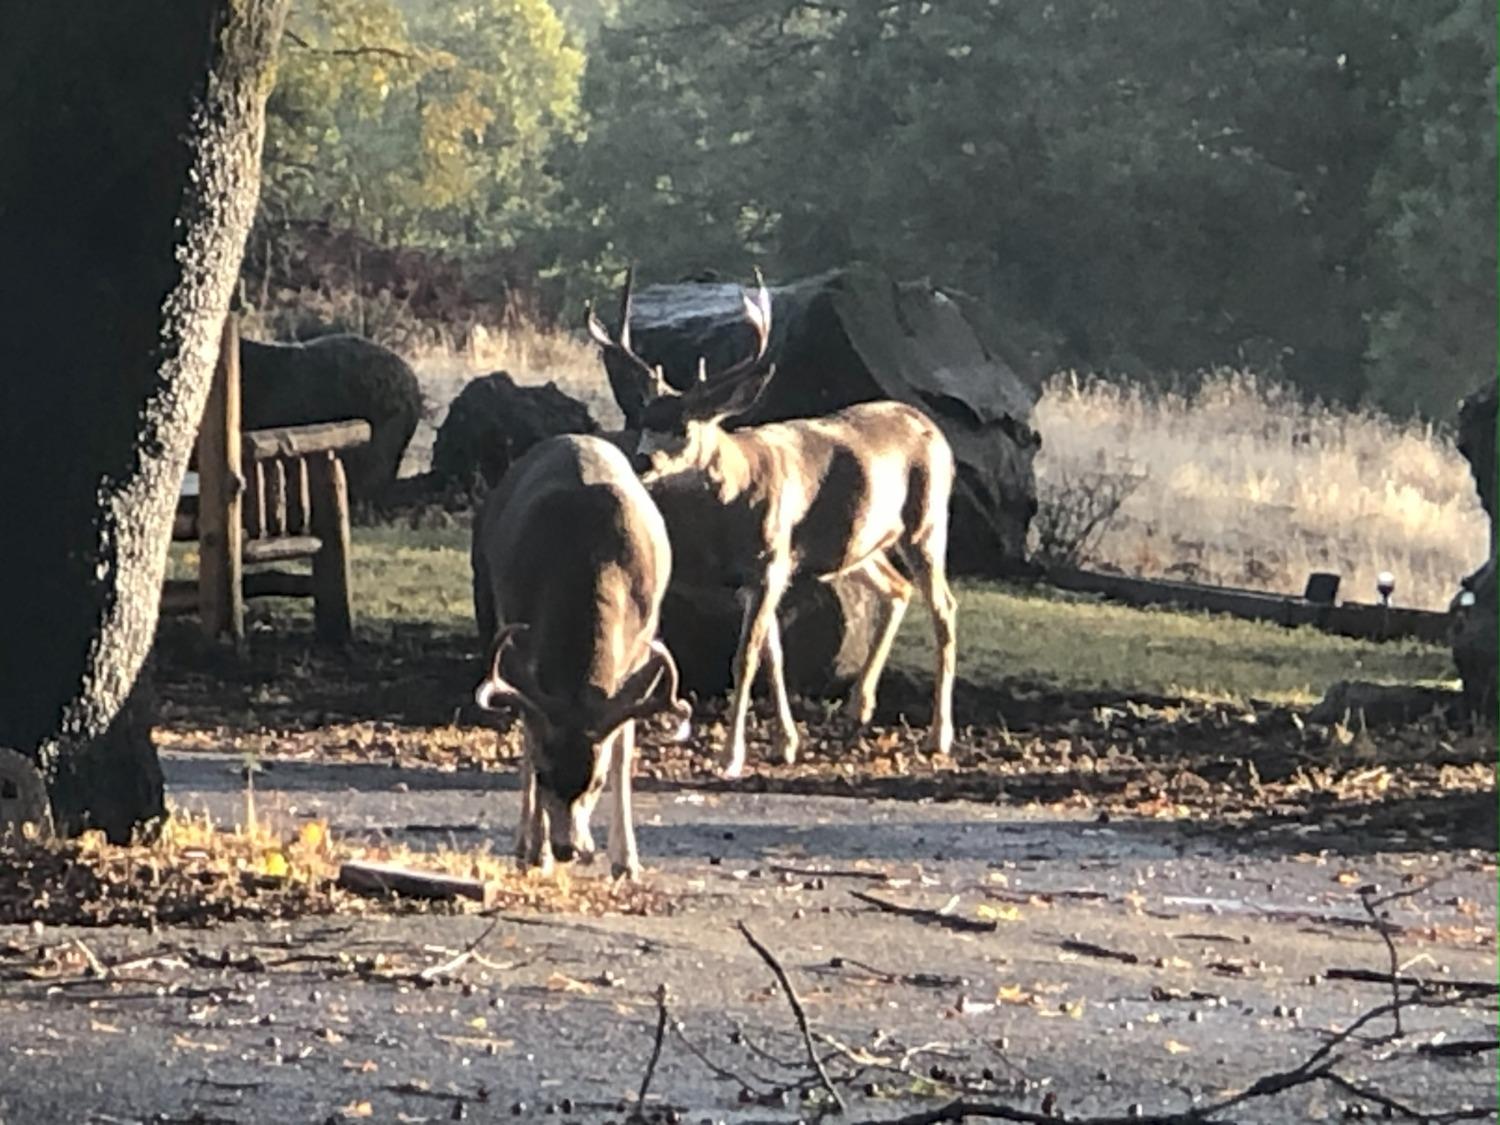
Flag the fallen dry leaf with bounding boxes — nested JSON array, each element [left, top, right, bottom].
[[545, 971, 596, 994]]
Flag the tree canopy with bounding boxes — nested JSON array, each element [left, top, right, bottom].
[[255, 0, 1495, 417]]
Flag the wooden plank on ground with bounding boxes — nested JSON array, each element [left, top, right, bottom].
[[1046, 567, 1451, 645], [337, 861, 493, 905]]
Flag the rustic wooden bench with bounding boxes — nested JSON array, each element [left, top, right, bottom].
[[161, 315, 370, 644]]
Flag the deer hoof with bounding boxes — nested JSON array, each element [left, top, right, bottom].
[[843, 691, 875, 725], [774, 731, 800, 766], [925, 726, 954, 755], [610, 858, 642, 882], [720, 758, 746, 781]]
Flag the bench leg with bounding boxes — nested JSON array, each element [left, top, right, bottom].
[[309, 452, 354, 645]]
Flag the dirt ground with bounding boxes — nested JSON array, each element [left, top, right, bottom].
[[0, 622, 1493, 1124]]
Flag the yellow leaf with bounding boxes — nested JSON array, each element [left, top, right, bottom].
[[976, 903, 1022, 922], [261, 850, 290, 878], [996, 984, 1036, 1006], [342, 1059, 379, 1073], [468, 1016, 488, 1030], [985, 871, 1010, 886], [340, 1102, 373, 1119], [1334, 869, 1360, 885], [1165, 1039, 1192, 1055], [298, 821, 328, 850]]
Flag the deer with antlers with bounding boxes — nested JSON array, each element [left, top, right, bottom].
[[471, 433, 691, 878], [587, 271, 957, 778]]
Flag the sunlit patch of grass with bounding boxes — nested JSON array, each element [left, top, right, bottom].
[[890, 580, 1456, 706], [171, 523, 1456, 709]]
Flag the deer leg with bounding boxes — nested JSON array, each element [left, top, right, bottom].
[[903, 545, 957, 754], [759, 615, 800, 765], [724, 565, 791, 779], [514, 751, 535, 866], [606, 721, 641, 881], [844, 554, 914, 725]]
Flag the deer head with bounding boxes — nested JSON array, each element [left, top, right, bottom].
[[587, 269, 776, 478]]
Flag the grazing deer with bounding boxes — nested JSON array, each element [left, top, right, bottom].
[[471, 434, 690, 878], [587, 272, 957, 778]]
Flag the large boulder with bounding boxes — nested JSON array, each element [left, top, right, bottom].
[[431, 371, 599, 494], [1452, 382, 1496, 719], [661, 576, 885, 699], [240, 335, 422, 506], [605, 265, 1040, 576]]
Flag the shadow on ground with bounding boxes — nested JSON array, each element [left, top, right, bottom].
[[152, 618, 1495, 855]]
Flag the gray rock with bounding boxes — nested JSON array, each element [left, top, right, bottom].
[[240, 334, 423, 506], [660, 576, 883, 699], [432, 371, 598, 495]]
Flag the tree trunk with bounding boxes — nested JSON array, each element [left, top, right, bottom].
[[0, 1, 289, 840]]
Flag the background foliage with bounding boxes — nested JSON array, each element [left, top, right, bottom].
[[255, 0, 1494, 417]]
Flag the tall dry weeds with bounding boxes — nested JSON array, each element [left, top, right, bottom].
[[1035, 371, 1487, 609]]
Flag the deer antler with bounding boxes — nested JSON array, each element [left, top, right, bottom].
[[617, 264, 634, 353], [474, 624, 555, 727], [711, 268, 773, 383]]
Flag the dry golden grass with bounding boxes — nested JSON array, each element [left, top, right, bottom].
[[1034, 371, 1487, 610], [403, 324, 614, 476]]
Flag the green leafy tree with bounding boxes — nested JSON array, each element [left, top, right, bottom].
[[556, 0, 1490, 411], [1364, 0, 1497, 417], [263, 0, 582, 248]]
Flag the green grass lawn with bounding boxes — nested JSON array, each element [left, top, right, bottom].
[[172, 525, 1457, 707]]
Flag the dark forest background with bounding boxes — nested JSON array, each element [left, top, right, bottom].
[[252, 0, 1495, 417]]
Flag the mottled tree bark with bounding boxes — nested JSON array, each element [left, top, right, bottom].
[[0, 1, 289, 839]]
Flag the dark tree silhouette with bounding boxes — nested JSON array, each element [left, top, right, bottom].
[[0, 1, 290, 839]]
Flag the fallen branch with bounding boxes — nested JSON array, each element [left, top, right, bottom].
[[736, 921, 847, 1114], [848, 890, 996, 934]]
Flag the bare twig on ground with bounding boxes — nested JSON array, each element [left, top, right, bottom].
[[1324, 967, 1498, 996], [1060, 938, 1140, 964], [852, 989, 1494, 1125], [736, 921, 847, 1114], [1418, 1039, 1500, 1058], [769, 863, 890, 883], [1359, 883, 1408, 1037], [848, 890, 997, 934], [821, 956, 966, 989], [419, 913, 503, 981], [631, 984, 670, 1122]]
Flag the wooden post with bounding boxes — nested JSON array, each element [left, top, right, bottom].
[[196, 312, 243, 640], [308, 451, 353, 644], [293, 456, 311, 534], [266, 457, 288, 536]]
